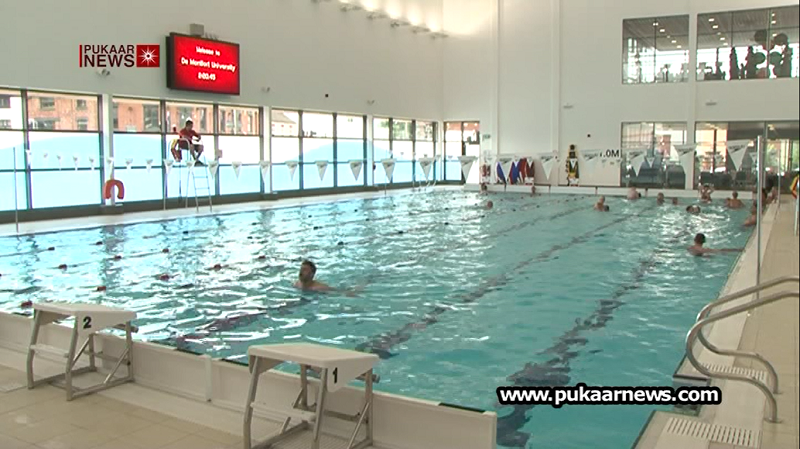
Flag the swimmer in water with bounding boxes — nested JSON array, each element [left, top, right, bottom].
[[294, 260, 332, 292], [700, 185, 713, 203], [594, 196, 607, 211], [726, 191, 745, 209], [530, 185, 536, 196], [686, 205, 701, 215], [688, 233, 742, 256], [656, 192, 665, 205], [627, 187, 640, 200], [486, 200, 494, 210], [743, 204, 758, 227], [672, 197, 679, 206]]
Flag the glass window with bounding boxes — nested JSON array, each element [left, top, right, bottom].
[[695, 122, 764, 190], [373, 118, 390, 140], [302, 162, 334, 189], [392, 119, 413, 140], [113, 134, 162, 170], [271, 137, 299, 164], [0, 94, 11, 108], [271, 110, 299, 137], [31, 171, 100, 208], [0, 130, 25, 170], [165, 102, 213, 134], [338, 139, 365, 161], [698, 6, 799, 81], [337, 115, 364, 139], [76, 118, 89, 131], [302, 112, 333, 138], [0, 89, 22, 130], [114, 99, 163, 133], [623, 16, 690, 84], [0, 120, 11, 129], [219, 105, 259, 135], [416, 121, 435, 141], [621, 122, 687, 188], [0, 173, 26, 212], [28, 132, 100, 171], [766, 122, 799, 186], [27, 92, 99, 131], [303, 139, 333, 162], [218, 135, 261, 164], [219, 165, 261, 196]]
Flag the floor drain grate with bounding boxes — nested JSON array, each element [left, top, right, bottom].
[[703, 364, 768, 384], [0, 381, 26, 393], [665, 417, 760, 448]]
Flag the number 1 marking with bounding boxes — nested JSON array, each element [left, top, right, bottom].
[[333, 368, 338, 384]]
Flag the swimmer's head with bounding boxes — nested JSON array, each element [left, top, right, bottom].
[[486, 201, 494, 210], [604, 205, 610, 212], [598, 196, 605, 204], [694, 233, 707, 245], [672, 198, 679, 205], [299, 260, 317, 283], [732, 191, 739, 199], [184, 119, 194, 130], [657, 193, 665, 204], [686, 205, 701, 214]]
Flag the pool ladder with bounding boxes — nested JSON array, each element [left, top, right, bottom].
[[185, 156, 213, 213], [685, 276, 799, 423]]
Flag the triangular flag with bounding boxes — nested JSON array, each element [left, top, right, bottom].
[[644, 157, 654, 169], [26, 150, 32, 167], [540, 155, 556, 180], [316, 161, 328, 181], [106, 157, 114, 170], [43, 152, 49, 162], [628, 151, 646, 177], [512, 154, 520, 164], [72, 155, 79, 171], [259, 160, 271, 179], [164, 159, 174, 176], [675, 145, 696, 175], [459, 156, 477, 180], [232, 161, 242, 179], [145, 159, 154, 174], [498, 156, 514, 181], [726, 140, 751, 171], [381, 158, 396, 180], [418, 157, 434, 181], [56, 154, 63, 170], [89, 157, 96, 171], [125, 158, 133, 170], [349, 160, 363, 181], [208, 160, 220, 180], [286, 160, 299, 181]]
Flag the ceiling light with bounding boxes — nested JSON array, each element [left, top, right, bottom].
[[671, 39, 677, 43], [771, 20, 777, 24], [653, 22, 659, 27], [708, 18, 715, 22], [712, 24, 719, 29], [677, 45, 682, 48], [660, 29, 666, 33], [720, 37, 725, 41]]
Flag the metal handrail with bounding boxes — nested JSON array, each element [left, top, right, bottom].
[[686, 290, 800, 423], [694, 276, 800, 394]]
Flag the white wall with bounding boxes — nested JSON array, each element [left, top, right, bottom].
[[0, 0, 443, 120]]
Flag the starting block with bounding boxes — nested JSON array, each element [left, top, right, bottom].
[[26, 302, 137, 401], [244, 343, 379, 449]]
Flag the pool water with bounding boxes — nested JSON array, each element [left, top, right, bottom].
[[0, 191, 752, 449]]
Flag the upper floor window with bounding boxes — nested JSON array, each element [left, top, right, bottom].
[[623, 15, 690, 84], [698, 5, 799, 81]]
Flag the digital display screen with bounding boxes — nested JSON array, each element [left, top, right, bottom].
[[166, 33, 240, 95]]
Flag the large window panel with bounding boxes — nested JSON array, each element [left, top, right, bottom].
[[0, 130, 25, 170], [337, 163, 363, 187], [28, 132, 100, 170], [0, 88, 24, 130], [766, 122, 799, 191], [219, 165, 261, 195], [695, 122, 763, 190], [337, 115, 364, 139], [27, 92, 100, 131], [373, 140, 392, 185], [113, 98, 162, 133], [165, 102, 213, 134], [303, 139, 333, 162], [303, 112, 333, 138], [392, 119, 413, 141], [302, 163, 334, 190], [219, 106, 259, 136], [272, 110, 299, 137], [338, 139, 365, 161], [698, 6, 799, 81], [0, 173, 26, 211], [31, 171, 100, 208], [392, 141, 414, 184], [416, 121, 435, 141], [218, 135, 260, 164], [623, 16, 690, 84], [621, 122, 687, 188], [415, 142, 435, 182], [113, 134, 162, 169], [113, 169, 162, 202], [373, 118, 390, 140], [272, 137, 299, 165], [272, 164, 300, 192]]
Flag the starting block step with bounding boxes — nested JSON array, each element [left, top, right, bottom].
[[30, 344, 69, 359]]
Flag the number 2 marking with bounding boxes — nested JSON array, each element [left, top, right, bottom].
[[83, 316, 92, 329]]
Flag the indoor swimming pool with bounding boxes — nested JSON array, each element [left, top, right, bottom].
[[0, 191, 753, 448]]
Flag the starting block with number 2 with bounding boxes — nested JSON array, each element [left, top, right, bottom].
[[26, 302, 137, 401]]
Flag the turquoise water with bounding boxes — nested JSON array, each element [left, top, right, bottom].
[[0, 191, 752, 448]]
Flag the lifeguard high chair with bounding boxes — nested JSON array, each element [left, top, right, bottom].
[[170, 136, 213, 213], [26, 302, 137, 401], [244, 343, 380, 449]]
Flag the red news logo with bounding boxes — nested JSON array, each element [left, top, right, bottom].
[[79, 44, 160, 68]]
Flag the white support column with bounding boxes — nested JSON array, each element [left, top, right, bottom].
[[366, 115, 374, 186], [550, 0, 561, 187], [263, 107, 272, 194], [101, 94, 114, 206], [685, 13, 698, 191], [490, 0, 501, 159]]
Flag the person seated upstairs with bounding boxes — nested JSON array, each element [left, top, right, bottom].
[[175, 119, 205, 166], [726, 191, 745, 209]]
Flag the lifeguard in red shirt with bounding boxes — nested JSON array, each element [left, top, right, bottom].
[[171, 119, 205, 166]]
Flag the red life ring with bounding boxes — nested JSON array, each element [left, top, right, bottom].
[[104, 179, 125, 200]]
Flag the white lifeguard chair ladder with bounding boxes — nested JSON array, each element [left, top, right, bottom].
[[170, 137, 213, 213], [244, 343, 379, 449], [26, 302, 137, 401]]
